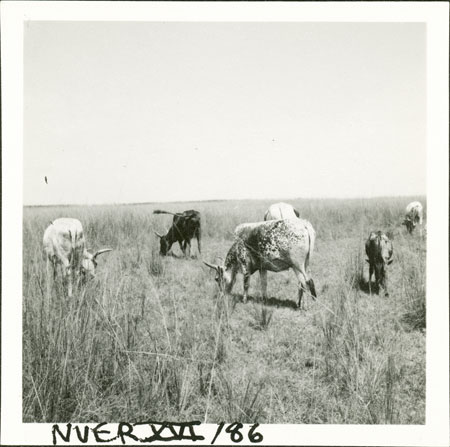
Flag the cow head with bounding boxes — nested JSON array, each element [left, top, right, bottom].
[[203, 261, 235, 293], [379, 233, 394, 266], [81, 248, 113, 277], [154, 231, 170, 255]]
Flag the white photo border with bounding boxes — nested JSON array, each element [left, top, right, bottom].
[[1, 1, 449, 445]]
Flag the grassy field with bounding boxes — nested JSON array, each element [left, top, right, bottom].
[[23, 197, 426, 424]]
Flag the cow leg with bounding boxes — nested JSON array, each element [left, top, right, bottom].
[[226, 270, 237, 295], [382, 269, 389, 297], [307, 278, 317, 299], [259, 269, 268, 301], [67, 267, 73, 297], [374, 268, 381, 295], [368, 264, 373, 295], [179, 240, 185, 256], [196, 230, 201, 255], [52, 259, 57, 281], [293, 268, 308, 310], [186, 240, 191, 258], [62, 268, 73, 297], [46, 258, 54, 303], [242, 271, 250, 304], [60, 258, 72, 297]]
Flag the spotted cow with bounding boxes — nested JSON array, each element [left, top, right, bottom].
[[204, 218, 316, 309]]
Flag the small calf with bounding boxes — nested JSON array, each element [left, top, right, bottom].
[[154, 209, 201, 257], [365, 231, 393, 297]]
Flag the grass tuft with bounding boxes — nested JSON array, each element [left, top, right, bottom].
[[249, 303, 274, 331], [218, 373, 266, 422], [398, 240, 426, 330], [320, 280, 401, 423], [343, 244, 366, 291]]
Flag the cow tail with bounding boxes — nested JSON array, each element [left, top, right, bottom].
[[306, 227, 317, 298], [307, 225, 314, 264]]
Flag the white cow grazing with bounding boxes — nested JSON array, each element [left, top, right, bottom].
[[402, 201, 424, 234], [264, 202, 300, 221], [43, 218, 112, 297]]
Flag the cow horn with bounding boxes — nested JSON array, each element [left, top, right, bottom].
[[203, 261, 218, 270], [93, 248, 113, 259], [154, 231, 163, 238]]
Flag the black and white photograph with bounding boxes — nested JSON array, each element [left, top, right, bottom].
[[1, 2, 449, 446]]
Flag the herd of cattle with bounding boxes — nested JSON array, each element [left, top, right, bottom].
[[42, 200, 424, 306]]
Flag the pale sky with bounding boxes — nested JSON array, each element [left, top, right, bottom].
[[24, 22, 426, 205]]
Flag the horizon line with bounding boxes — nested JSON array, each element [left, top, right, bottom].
[[23, 194, 427, 208]]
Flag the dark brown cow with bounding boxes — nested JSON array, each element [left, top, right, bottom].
[[365, 231, 394, 297], [154, 209, 201, 257]]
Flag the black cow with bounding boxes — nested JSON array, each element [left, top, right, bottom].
[[153, 209, 201, 257], [365, 231, 394, 297]]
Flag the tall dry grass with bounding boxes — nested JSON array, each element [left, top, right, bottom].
[[320, 280, 402, 424], [23, 197, 426, 423]]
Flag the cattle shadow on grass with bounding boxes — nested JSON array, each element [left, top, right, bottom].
[[233, 294, 298, 310], [167, 252, 199, 260]]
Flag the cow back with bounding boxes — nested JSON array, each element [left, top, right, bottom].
[[43, 218, 86, 266], [231, 219, 311, 272], [172, 210, 201, 239], [264, 202, 298, 221]]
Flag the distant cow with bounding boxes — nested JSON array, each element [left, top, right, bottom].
[[365, 231, 394, 297], [204, 218, 316, 309], [154, 209, 201, 257], [402, 201, 424, 234], [43, 218, 112, 297], [264, 202, 300, 221]]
